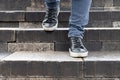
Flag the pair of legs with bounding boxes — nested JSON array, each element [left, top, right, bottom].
[[45, 0, 92, 39], [43, 0, 92, 57]]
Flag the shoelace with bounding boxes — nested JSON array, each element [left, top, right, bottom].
[[45, 9, 57, 23], [71, 38, 84, 49]]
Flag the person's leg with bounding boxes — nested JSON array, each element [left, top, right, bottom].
[[42, 0, 60, 31], [68, 0, 92, 38], [45, 0, 60, 3], [45, 0, 60, 9], [68, 0, 92, 58]]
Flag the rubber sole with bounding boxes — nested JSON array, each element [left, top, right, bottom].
[[69, 48, 88, 58], [42, 21, 58, 31]]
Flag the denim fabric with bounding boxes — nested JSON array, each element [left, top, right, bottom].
[[45, 0, 92, 39], [45, 0, 60, 3], [45, 1, 60, 9]]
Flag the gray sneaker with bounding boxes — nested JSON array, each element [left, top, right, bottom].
[[69, 37, 88, 58], [42, 8, 59, 31]]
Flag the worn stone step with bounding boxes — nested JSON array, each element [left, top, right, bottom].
[[0, 11, 120, 28], [0, 11, 119, 22], [0, 28, 120, 52], [0, 51, 120, 78], [0, 0, 119, 11], [1, 28, 120, 42]]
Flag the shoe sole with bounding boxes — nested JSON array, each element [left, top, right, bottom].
[[42, 21, 58, 31], [69, 48, 88, 58]]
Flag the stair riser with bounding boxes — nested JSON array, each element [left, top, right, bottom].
[[0, 11, 120, 22], [0, 11, 119, 28], [0, 61, 82, 78], [0, 21, 119, 28], [84, 61, 120, 78], [0, 0, 119, 11], [1, 41, 120, 52], [1, 29, 120, 52], [0, 61, 120, 78], [0, 78, 119, 80], [15, 30, 120, 42]]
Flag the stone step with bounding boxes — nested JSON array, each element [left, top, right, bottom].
[[0, 28, 120, 52], [0, 11, 119, 22], [0, 11, 120, 28], [0, 51, 120, 79], [0, 0, 119, 11]]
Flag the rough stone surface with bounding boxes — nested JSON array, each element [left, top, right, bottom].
[[0, 12, 24, 21], [102, 41, 120, 51], [8, 43, 54, 53], [0, 51, 83, 77], [0, 30, 15, 42], [0, 43, 8, 52], [1, 51, 82, 62], [84, 51, 120, 78], [0, 78, 120, 80], [0, 22, 19, 28], [0, 0, 119, 11]]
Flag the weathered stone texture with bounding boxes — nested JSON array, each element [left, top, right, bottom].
[[8, 43, 54, 53]]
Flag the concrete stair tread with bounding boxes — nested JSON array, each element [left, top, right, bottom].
[[84, 51, 120, 61], [1, 51, 120, 62], [1, 51, 120, 78], [1, 51, 82, 62], [1, 27, 120, 30], [0, 52, 10, 60]]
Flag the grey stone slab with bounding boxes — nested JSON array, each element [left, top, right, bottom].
[[84, 41, 102, 51], [16, 29, 68, 42], [0, 22, 19, 28], [99, 30, 120, 41], [88, 20, 113, 28], [1, 51, 82, 77], [0, 53, 10, 60], [0, 53, 11, 77], [0, 0, 119, 12], [0, 11, 118, 22], [58, 78, 80, 80], [0, 30, 15, 42], [8, 43, 54, 53], [84, 51, 120, 78], [0, 43, 8, 52], [0, 12, 25, 21], [2, 78, 27, 80], [1, 51, 83, 62], [27, 61, 44, 77], [85, 30, 100, 41], [84, 51, 120, 61], [102, 41, 120, 51], [44, 62, 61, 77], [0, 0, 31, 10], [95, 61, 113, 77], [60, 62, 82, 77], [0, 0, 118, 11], [113, 0, 120, 6], [10, 61, 27, 77], [84, 61, 120, 78], [0, 61, 11, 77]]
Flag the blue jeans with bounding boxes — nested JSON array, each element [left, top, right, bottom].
[[45, 0, 92, 39]]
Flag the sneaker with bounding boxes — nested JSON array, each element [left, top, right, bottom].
[[42, 8, 59, 31], [69, 37, 88, 58]]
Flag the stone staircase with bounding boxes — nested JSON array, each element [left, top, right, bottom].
[[0, 0, 120, 80]]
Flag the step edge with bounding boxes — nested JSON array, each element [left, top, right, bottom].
[[1, 28, 120, 31]]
